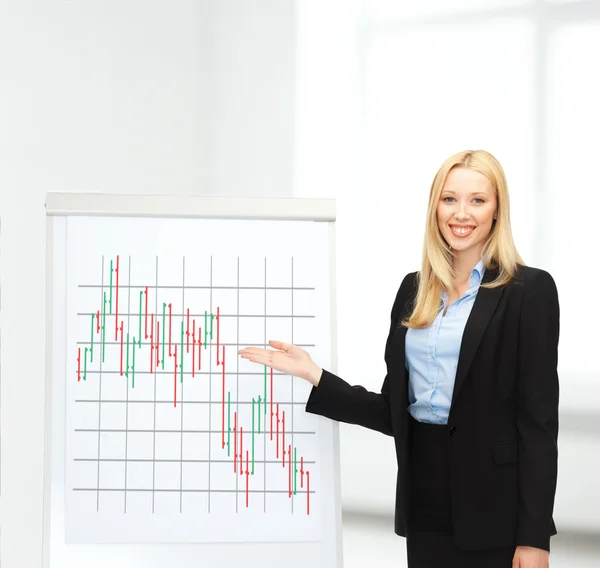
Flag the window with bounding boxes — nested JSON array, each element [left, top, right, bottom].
[[295, 1, 600, 384]]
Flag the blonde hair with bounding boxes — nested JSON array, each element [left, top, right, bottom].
[[402, 149, 524, 329]]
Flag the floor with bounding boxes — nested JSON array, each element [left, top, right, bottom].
[[342, 511, 600, 567]]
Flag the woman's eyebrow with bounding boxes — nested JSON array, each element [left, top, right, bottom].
[[442, 190, 488, 196]]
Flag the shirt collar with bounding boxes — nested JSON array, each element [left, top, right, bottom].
[[470, 257, 486, 288]]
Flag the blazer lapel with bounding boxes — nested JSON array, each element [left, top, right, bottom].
[[449, 265, 503, 416], [391, 273, 419, 399]]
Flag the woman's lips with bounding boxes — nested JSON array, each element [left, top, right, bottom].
[[449, 225, 475, 238]]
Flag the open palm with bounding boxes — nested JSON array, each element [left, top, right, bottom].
[[238, 340, 322, 386]]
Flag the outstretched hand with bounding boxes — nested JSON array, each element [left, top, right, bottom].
[[238, 340, 323, 386]]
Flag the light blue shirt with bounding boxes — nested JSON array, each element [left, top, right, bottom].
[[405, 258, 486, 424]]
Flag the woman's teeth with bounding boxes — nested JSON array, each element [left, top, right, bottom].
[[450, 225, 474, 237]]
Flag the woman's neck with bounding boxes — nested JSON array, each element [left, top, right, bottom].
[[451, 251, 483, 285]]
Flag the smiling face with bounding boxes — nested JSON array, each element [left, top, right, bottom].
[[437, 166, 497, 264]]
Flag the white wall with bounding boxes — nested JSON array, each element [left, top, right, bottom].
[[0, 1, 295, 566]]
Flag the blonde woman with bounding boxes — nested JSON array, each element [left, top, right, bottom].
[[239, 150, 559, 568]]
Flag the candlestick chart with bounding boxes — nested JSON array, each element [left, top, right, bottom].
[[66, 251, 322, 542]]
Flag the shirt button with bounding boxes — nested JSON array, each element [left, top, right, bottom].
[[449, 425, 457, 436]]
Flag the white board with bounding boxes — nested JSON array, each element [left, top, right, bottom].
[[44, 193, 342, 567]]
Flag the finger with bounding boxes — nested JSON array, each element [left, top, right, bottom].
[[240, 354, 274, 368], [269, 339, 292, 352], [238, 347, 271, 357]]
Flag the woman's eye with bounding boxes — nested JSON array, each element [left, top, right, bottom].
[[442, 197, 485, 204]]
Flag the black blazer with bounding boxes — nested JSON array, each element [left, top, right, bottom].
[[305, 264, 559, 552]]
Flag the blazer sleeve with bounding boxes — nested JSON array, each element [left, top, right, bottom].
[[304, 272, 414, 436], [516, 269, 560, 551]]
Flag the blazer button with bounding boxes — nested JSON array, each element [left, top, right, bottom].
[[449, 425, 457, 436]]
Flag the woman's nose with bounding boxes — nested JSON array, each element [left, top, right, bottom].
[[454, 206, 470, 219]]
